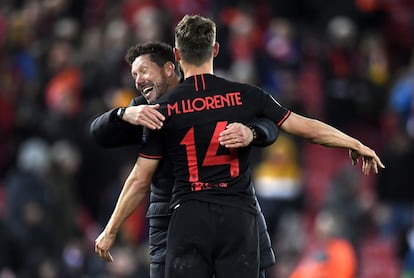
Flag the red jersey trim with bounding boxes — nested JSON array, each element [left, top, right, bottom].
[[138, 153, 162, 160], [193, 75, 206, 92], [193, 76, 199, 92], [201, 74, 206, 90], [277, 110, 291, 126]]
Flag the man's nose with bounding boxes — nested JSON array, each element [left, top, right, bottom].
[[136, 75, 144, 87]]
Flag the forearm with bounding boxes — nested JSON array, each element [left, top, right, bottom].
[[90, 108, 143, 148], [307, 120, 362, 150], [281, 112, 384, 175], [282, 112, 363, 151], [104, 166, 150, 235]]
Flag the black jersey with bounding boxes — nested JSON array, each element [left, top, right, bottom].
[[140, 74, 290, 213]]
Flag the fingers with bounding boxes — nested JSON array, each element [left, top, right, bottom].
[[103, 251, 113, 262], [361, 156, 383, 175], [219, 123, 252, 148], [375, 156, 385, 169], [219, 123, 242, 137], [349, 148, 385, 175], [352, 158, 358, 166], [95, 233, 114, 263], [140, 106, 165, 129], [95, 244, 114, 262], [142, 113, 164, 130], [349, 150, 359, 166], [362, 158, 371, 175], [373, 161, 379, 174], [97, 249, 113, 262], [219, 136, 245, 148], [126, 105, 165, 129], [220, 140, 245, 149]]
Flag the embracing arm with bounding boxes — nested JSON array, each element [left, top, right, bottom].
[[280, 111, 385, 174], [218, 118, 279, 148], [90, 107, 142, 148], [90, 97, 165, 148], [248, 118, 279, 147], [94, 157, 159, 262]]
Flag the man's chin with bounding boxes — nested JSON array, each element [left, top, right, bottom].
[[146, 96, 156, 104], [143, 92, 154, 103]]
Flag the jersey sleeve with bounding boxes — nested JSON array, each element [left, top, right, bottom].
[[260, 91, 291, 126], [89, 97, 148, 148], [248, 118, 279, 147], [138, 129, 163, 160]]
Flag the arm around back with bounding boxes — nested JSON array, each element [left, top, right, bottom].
[[89, 97, 145, 148], [249, 118, 279, 147]]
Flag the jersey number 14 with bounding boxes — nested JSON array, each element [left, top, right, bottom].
[[180, 121, 240, 182]]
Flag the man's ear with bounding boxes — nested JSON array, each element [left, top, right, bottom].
[[213, 42, 219, 57], [164, 62, 175, 78], [174, 47, 181, 61]]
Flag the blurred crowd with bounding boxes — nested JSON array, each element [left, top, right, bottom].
[[1, 0, 414, 277]]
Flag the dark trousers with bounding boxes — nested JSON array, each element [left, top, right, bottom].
[[165, 200, 259, 278], [148, 215, 169, 278]]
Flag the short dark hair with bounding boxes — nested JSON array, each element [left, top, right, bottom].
[[124, 42, 180, 75], [175, 15, 216, 66]]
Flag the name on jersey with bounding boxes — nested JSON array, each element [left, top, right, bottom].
[[167, 92, 242, 116], [191, 181, 228, 191]]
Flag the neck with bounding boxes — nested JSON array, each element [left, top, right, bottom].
[[167, 75, 181, 90], [181, 60, 214, 79]]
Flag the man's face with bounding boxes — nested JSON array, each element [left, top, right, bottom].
[[131, 54, 169, 104]]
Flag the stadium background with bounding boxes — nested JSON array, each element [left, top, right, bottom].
[[1, 0, 413, 277]]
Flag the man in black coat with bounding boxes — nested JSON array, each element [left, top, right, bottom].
[[91, 42, 279, 278]]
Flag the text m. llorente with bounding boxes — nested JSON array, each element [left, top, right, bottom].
[[167, 92, 243, 116]]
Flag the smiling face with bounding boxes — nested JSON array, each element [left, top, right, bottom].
[[131, 54, 169, 104]]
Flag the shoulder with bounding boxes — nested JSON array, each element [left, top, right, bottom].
[[223, 77, 263, 92], [130, 96, 147, 106]]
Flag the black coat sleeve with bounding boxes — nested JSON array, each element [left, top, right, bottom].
[[248, 118, 279, 147], [89, 97, 145, 148]]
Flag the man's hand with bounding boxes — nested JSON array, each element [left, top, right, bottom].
[[123, 104, 165, 130], [349, 147, 385, 175], [95, 230, 115, 262], [219, 123, 254, 148]]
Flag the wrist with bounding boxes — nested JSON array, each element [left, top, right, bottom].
[[116, 107, 127, 120], [247, 125, 258, 142]]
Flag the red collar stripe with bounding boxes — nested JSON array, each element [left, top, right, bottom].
[[193, 75, 199, 92], [200, 74, 206, 90], [193, 75, 206, 92]]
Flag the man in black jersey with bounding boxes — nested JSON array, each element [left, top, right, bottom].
[[92, 42, 278, 278], [96, 16, 385, 278]]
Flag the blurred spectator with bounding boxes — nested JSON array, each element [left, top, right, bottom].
[[0, 0, 403, 276], [376, 126, 414, 238], [323, 16, 361, 128], [132, 5, 171, 43], [271, 210, 306, 278], [388, 61, 414, 139], [4, 137, 58, 276], [258, 17, 302, 112], [401, 228, 414, 278], [289, 209, 358, 278], [322, 165, 369, 247], [376, 70, 414, 242], [47, 140, 82, 250], [106, 244, 150, 278], [296, 33, 324, 118], [61, 235, 90, 277], [217, 7, 263, 84], [253, 135, 304, 239]]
